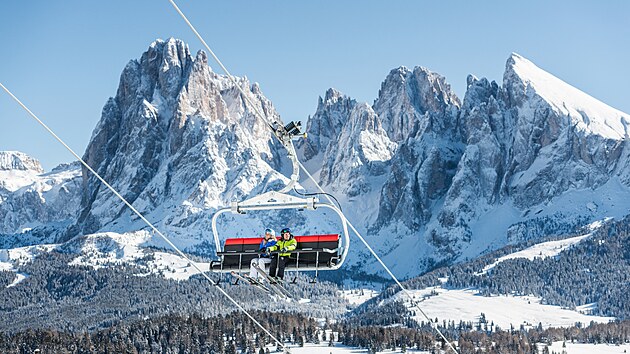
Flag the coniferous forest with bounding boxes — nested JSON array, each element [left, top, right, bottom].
[[1, 217, 629, 352], [1, 311, 630, 354]]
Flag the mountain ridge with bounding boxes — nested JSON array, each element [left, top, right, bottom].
[[302, 51, 630, 276], [2, 42, 629, 281]]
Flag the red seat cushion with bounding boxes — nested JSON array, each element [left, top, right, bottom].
[[224, 237, 265, 246]]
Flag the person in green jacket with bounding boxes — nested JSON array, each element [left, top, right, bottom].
[[267, 227, 297, 280]]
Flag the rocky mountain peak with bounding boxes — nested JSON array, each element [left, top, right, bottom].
[[0, 152, 81, 237], [299, 88, 357, 161], [504, 52, 629, 140], [322, 88, 344, 103], [374, 65, 461, 142], [77, 38, 287, 239], [318, 102, 396, 195], [0, 151, 43, 173], [4, 41, 630, 281]]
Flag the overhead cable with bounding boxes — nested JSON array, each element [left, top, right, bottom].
[[166, 1, 459, 352], [0, 82, 289, 353]]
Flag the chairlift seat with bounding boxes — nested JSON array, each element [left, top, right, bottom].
[[212, 234, 341, 272]]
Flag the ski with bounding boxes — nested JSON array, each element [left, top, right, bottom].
[[251, 264, 293, 299], [230, 271, 271, 293], [262, 278, 291, 300]]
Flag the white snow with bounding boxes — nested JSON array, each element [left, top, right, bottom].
[[0, 260, 12, 271], [68, 231, 150, 269], [544, 341, 630, 354], [463, 201, 521, 260], [459, 177, 630, 266], [340, 288, 380, 306], [383, 219, 614, 331], [395, 287, 613, 330], [478, 231, 595, 275], [146, 251, 211, 281], [66, 231, 213, 281], [511, 53, 630, 140], [6, 273, 28, 288], [273, 343, 430, 353], [1, 245, 55, 288], [358, 130, 396, 162], [0, 245, 53, 270], [0, 170, 40, 192]]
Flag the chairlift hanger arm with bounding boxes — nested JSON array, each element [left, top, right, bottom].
[[272, 121, 306, 193]]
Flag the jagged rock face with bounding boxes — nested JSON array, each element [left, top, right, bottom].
[[500, 54, 627, 209], [0, 152, 82, 236], [300, 54, 630, 275], [418, 54, 630, 260], [319, 103, 396, 196], [373, 66, 461, 141], [424, 76, 505, 254], [300, 88, 356, 162], [0, 151, 44, 173], [372, 67, 463, 233], [78, 38, 288, 241]]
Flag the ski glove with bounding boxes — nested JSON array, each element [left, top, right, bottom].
[[265, 248, 271, 255], [280, 247, 288, 253]]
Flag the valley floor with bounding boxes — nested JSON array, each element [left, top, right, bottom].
[[398, 287, 613, 330], [273, 342, 630, 353]]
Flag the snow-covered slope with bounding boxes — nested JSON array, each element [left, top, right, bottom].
[[1, 230, 211, 283], [64, 231, 211, 280], [0, 152, 82, 238], [507, 53, 629, 140], [0, 151, 44, 194], [382, 222, 617, 330], [395, 287, 613, 330], [74, 38, 319, 252], [479, 226, 598, 275]]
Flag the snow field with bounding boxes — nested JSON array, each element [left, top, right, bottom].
[[340, 288, 380, 306], [543, 341, 630, 354], [396, 287, 613, 330]]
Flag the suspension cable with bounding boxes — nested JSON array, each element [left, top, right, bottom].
[[167, 0, 302, 194], [298, 161, 459, 353], [167, 0, 275, 132], [165, 2, 458, 352], [0, 82, 289, 353]]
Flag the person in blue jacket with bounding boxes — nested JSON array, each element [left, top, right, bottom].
[[249, 228, 277, 280]]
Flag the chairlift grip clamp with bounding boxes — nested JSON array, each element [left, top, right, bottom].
[[230, 201, 242, 214]]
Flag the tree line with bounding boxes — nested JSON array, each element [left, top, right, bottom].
[[1, 311, 629, 353]]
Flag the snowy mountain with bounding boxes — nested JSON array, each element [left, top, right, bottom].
[[3, 39, 630, 340], [0, 151, 82, 243], [74, 38, 303, 251], [302, 53, 630, 277], [2, 41, 629, 281], [0, 38, 346, 258]]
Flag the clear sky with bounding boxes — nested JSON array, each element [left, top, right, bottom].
[[1, 1, 628, 171]]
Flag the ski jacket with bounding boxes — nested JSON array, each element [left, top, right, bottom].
[[267, 238, 297, 257], [259, 238, 277, 258]]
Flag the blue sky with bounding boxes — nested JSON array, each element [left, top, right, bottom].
[[1, 1, 628, 170]]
